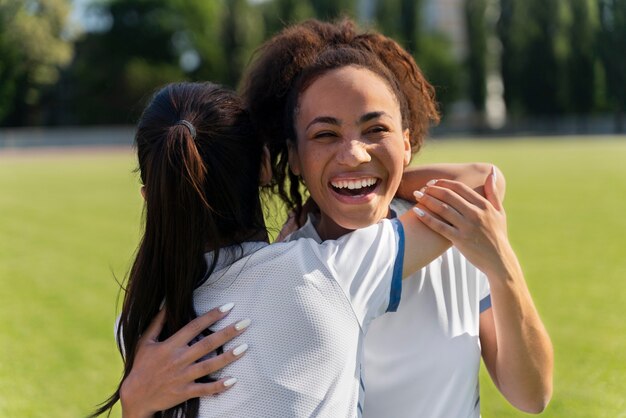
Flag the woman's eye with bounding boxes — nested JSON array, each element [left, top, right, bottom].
[[366, 126, 389, 135], [313, 131, 337, 139]]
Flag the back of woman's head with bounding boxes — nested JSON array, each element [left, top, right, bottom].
[[240, 18, 439, 219], [93, 82, 264, 418], [137, 82, 263, 246]]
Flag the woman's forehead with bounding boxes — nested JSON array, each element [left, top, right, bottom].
[[297, 67, 402, 122]]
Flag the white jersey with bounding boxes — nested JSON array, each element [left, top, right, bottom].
[[290, 199, 491, 418], [194, 219, 404, 417]]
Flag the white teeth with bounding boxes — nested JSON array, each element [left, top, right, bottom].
[[331, 178, 377, 190]]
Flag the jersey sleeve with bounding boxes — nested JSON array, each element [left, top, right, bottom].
[[306, 218, 405, 330], [478, 271, 492, 313]]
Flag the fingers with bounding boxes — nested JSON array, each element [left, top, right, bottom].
[[484, 166, 503, 211], [424, 179, 488, 210], [170, 303, 236, 346], [187, 376, 239, 398], [412, 204, 457, 240], [187, 342, 249, 381], [414, 187, 470, 224], [183, 318, 251, 364], [140, 308, 167, 344]]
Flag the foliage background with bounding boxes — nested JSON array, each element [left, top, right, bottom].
[[0, 0, 625, 130]]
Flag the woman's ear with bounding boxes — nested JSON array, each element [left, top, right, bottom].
[[287, 140, 301, 176], [140, 186, 146, 200], [402, 129, 412, 166], [259, 145, 273, 186]]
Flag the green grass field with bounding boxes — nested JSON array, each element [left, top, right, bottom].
[[1, 137, 625, 417]]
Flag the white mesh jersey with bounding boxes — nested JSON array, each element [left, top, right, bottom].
[[194, 218, 404, 417], [287, 199, 491, 417], [361, 199, 491, 418]]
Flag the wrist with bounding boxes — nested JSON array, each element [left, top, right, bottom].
[[120, 379, 153, 418], [483, 245, 523, 286]]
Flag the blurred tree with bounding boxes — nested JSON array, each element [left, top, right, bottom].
[[0, 0, 73, 126], [416, 33, 461, 113], [464, 0, 487, 114], [260, 0, 314, 36], [498, 0, 570, 116], [375, 0, 421, 53], [310, 0, 356, 20], [66, 0, 263, 124], [67, 0, 188, 124], [376, 0, 459, 112], [565, 0, 598, 126], [598, 0, 626, 132]]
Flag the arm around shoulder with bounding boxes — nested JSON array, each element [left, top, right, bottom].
[[398, 163, 506, 202]]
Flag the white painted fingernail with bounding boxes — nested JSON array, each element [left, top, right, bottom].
[[233, 343, 249, 356], [413, 190, 424, 199], [427, 179, 437, 186], [159, 299, 166, 310], [413, 207, 425, 217], [491, 166, 497, 185], [224, 377, 238, 387], [235, 318, 251, 331], [219, 302, 235, 313]]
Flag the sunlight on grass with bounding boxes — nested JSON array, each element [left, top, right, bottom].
[[1, 137, 625, 417]]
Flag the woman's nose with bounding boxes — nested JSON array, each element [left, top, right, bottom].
[[337, 138, 371, 166]]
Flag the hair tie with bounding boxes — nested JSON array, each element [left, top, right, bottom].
[[176, 119, 197, 139]]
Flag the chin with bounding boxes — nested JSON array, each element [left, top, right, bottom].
[[337, 215, 380, 231]]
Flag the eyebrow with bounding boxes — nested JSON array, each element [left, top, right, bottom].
[[359, 111, 392, 124], [306, 116, 341, 131], [305, 111, 392, 131]]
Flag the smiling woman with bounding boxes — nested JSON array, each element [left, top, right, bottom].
[[288, 62, 412, 239]]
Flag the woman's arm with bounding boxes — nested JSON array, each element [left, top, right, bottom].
[[397, 164, 507, 278], [397, 163, 506, 201], [120, 305, 250, 418], [412, 168, 553, 413]]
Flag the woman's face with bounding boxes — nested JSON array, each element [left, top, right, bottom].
[[289, 66, 411, 240]]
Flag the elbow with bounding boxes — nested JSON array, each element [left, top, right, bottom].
[[511, 382, 553, 414], [521, 396, 551, 414]]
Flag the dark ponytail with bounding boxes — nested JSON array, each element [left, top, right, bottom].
[[92, 82, 265, 417]]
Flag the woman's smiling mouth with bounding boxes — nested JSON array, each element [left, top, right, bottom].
[[329, 177, 380, 197]]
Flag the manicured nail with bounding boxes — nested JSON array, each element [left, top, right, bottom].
[[159, 299, 166, 310], [223, 377, 238, 387], [413, 207, 425, 217], [413, 190, 424, 199], [233, 343, 249, 356], [427, 179, 437, 186], [491, 166, 497, 185], [235, 318, 251, 331], [219, 302, 235, 313]]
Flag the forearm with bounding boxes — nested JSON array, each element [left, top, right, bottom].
[[398, 163, 505, 201], [399, 210, 451, 278], [484, 246, 553, 413]]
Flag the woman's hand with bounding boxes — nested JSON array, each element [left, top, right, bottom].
[[412, 167, 512, 278], [120, 304, 251, 418]]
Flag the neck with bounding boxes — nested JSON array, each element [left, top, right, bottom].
[[315, 207, 393, 241]]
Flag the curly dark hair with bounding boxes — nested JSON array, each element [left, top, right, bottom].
[[240, 18, 440, 224]]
